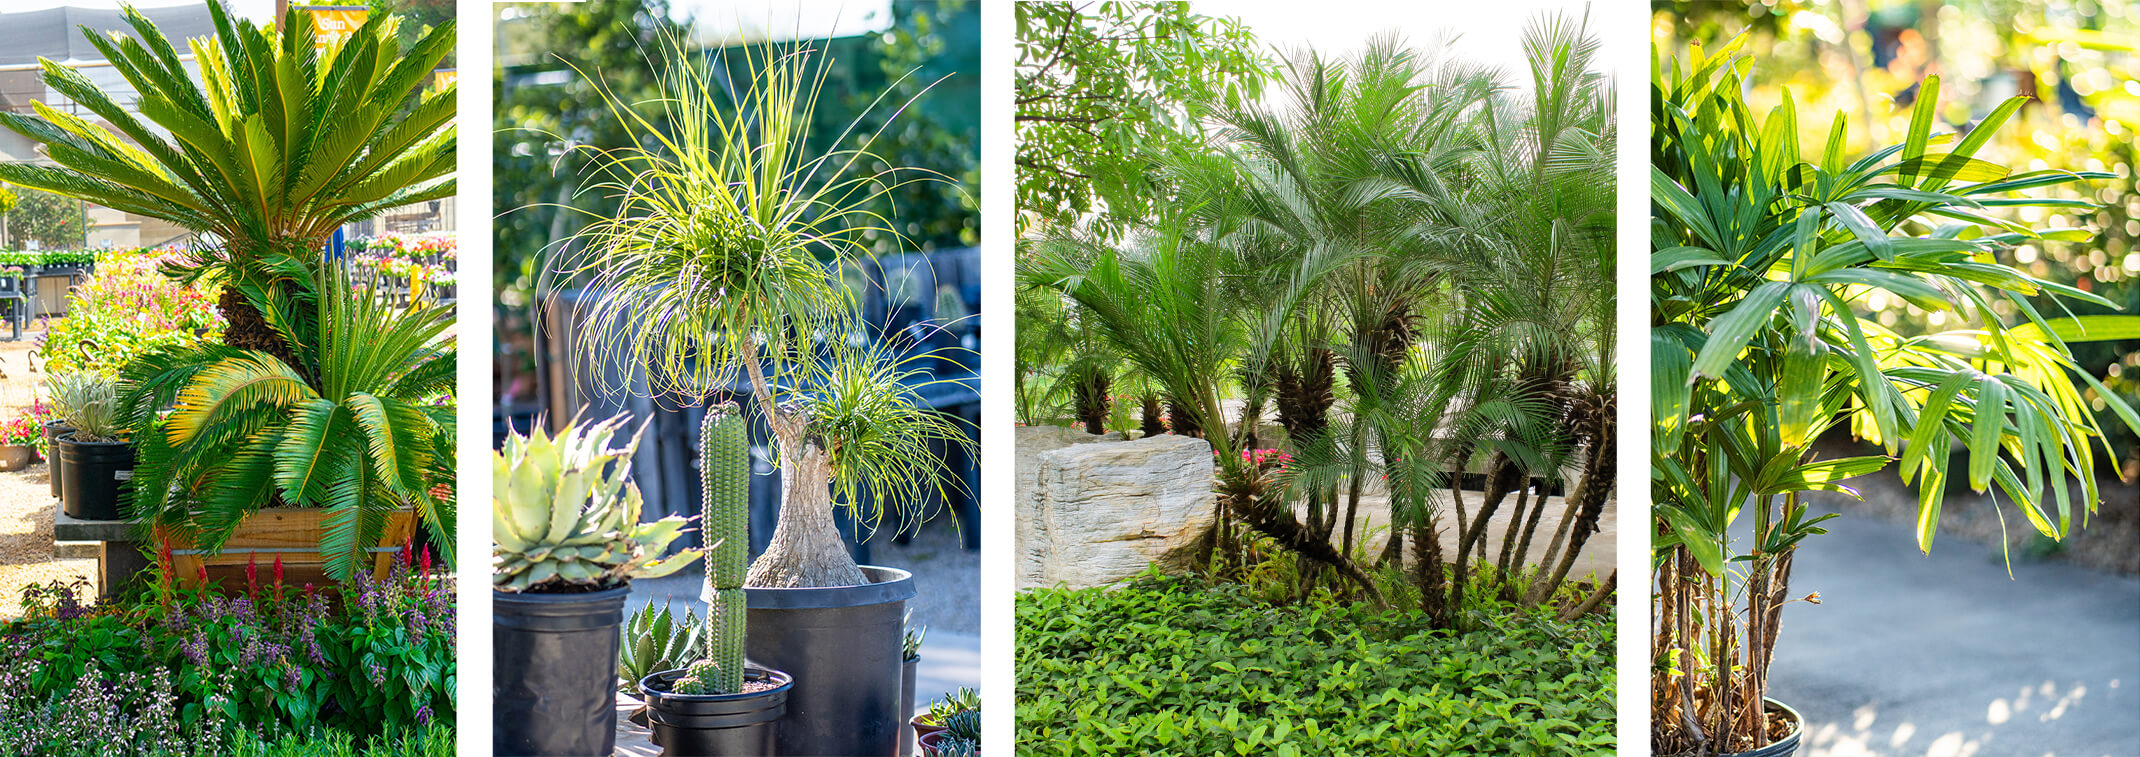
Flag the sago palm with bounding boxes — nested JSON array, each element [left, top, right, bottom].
[[121, 263, 456, 580], [0, 2, 455, 364], [1650, 38, 2140, 753]]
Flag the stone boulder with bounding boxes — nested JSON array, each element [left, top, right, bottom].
[[1018, 430, 1215, 589]]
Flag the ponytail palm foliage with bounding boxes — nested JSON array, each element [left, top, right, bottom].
[[549, 33, 968, 588], [0, 2, 455, 361], [121, 264, 455, 581], [1650, 39, 2140, 754]]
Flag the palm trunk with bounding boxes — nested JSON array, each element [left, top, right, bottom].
[[1558, 569, 1615, 620], [745, 435, 868, 588], [738, 343, 867, 588]]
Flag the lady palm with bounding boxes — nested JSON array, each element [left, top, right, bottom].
[[553, 33, 969, 589], [0, 3, 454, 363], [1650, 39, 2140, 753]]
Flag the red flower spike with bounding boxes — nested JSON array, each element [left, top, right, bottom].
[[245, 553, 258, 602], [272, 554, 285, 600]]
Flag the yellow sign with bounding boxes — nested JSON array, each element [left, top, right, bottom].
[[301, 6, 370, 50], [431, 69, 457, 92]]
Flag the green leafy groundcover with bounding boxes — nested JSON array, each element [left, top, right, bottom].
[[1017, 577, 1615, 756]]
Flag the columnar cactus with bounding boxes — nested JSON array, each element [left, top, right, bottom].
[[698, 402, 750, 694]]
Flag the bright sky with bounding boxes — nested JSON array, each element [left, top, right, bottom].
[[6, 0, 276, 20], [667, 0, 894, 46], [1208, 0, 1618, 90]]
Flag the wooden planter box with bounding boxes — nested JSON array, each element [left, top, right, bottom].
[[163, 507, 417, 592]]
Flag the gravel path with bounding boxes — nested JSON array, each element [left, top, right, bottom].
[[0, 331, 96, 619]]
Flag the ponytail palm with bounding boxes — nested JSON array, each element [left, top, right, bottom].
[[550, 33, 963, 588], [0, 2, 455, 362], [1651, 39, 2140, 753], [123, 265, 456, 581]]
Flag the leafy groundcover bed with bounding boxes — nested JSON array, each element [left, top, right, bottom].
[[1017, 577, 1614, 756], [0, 557, 454, 757]]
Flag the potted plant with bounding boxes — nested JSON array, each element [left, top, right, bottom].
[[898, 624, 925, 757], [638, 402, 793, 756], [1651, 40, 2140, 755], [915, 708, 978, 756], [40, 387, 73, 500], [910, 687, 977, 746], [493, 415, 700, 756], [0, 412, 39, 472], [620, 602, 704, 705], [0, 3, 456, 576], [554, 31, 974, 757], [49, 372, 131, 520]]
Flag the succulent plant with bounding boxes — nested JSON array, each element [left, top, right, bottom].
[[927, 735, 979, 757], [619, 602, 702, 695], [668, 659, 724, 696], [903, 622, 926, 663], [492, 415, 699, 592], [923, 687, 980, 723], [695, 402, 750, 693], [940, 708, 980, 744], [46, 373, 120, 442]]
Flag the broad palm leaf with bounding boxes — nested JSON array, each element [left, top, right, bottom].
[[124, 264, 456, 580]]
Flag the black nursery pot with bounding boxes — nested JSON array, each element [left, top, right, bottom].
[[43, 421, 71, 500], [748, 565, 916, 757], [898, 655, 920, 757], [57, 433, 132, 521], [1724, 698, 1805, 757], [640, 666, 793, 756], [494, 586, 630, 757]]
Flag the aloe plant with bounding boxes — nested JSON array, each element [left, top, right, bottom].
[[619, 602, 702, 695], [1650, 38, 2140, 753]]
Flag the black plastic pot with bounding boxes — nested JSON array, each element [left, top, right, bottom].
[[640, 666, 793, 756], [899, 656, 920, 757], [57, 433, 132, 521], [748, 565, 916, 757], [494, 586, 630, 757], [43, 421, 70, 500], [1723, 698, 1804, 757]]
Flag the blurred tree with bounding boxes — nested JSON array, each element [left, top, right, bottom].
[[1015, 2, 1274, 238], [7, 187, 83, 250]]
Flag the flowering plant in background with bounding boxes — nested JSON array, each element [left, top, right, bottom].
[[38, 247, 223, 376], [1, 411, 43, 448]]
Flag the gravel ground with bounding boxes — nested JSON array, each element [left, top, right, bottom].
[[0, 329, 97, 619]]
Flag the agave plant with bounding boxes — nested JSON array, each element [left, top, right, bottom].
[[1650, 38, 2140, 754], [0, 2, 454, 364], [120, 264, 457, 579], [47, 373, 121, 442], [548, 32, 971, 589], [492, 414, 698, 593]]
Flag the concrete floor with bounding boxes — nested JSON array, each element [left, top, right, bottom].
[[1770, 504, 2140, 757]]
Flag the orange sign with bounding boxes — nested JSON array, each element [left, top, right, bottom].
[[301, 6, 370, 50]]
